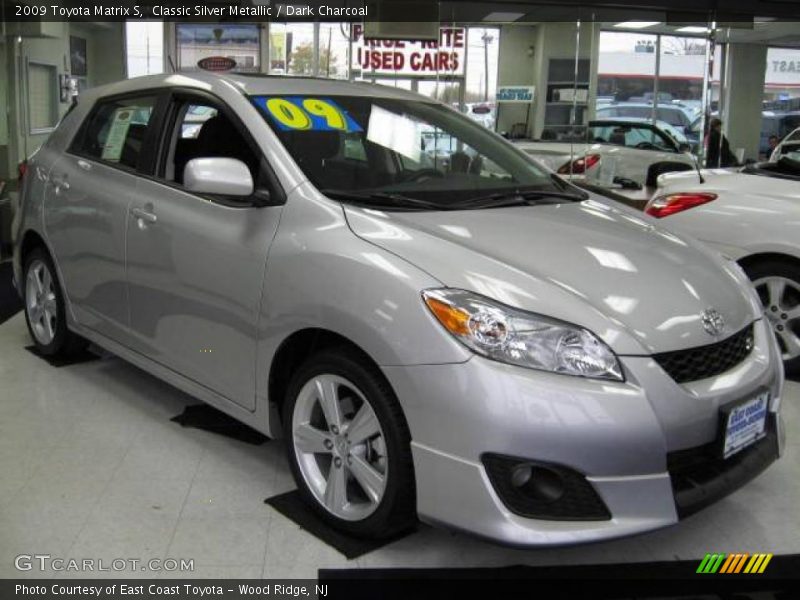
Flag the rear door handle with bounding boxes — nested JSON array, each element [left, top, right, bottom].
[[51, 174, 70, 194], [130, 207, 157, 224]]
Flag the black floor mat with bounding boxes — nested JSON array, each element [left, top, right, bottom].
[[171, 403, 269, 445], [265, 490, 416, 559], [0, 261, 22, 325], [25, 344, 101, 367]]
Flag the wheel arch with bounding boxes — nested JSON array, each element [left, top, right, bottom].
[[267, 327, 401, 438], [19, 229, 49, 265], [738, 252, 800, 273]]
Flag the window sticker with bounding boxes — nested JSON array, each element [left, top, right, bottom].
[[101, 107, 135, 162], [253, 96, 362, 132], [366, 105, 421, 162]]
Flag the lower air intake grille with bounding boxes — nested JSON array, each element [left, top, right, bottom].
[[653, 323, 754, 384]]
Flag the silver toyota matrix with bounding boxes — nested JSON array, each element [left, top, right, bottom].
[[12, 73, 785, 546]]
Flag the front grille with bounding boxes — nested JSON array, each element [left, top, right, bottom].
[[667, 417, 778, 518], [653, 324, 754, 384], [482, 454, 611, 521]]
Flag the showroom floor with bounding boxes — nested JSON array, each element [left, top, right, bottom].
[[1, 311, 799, 579]]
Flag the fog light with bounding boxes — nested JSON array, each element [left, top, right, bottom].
[[511, 464, 565, 503]]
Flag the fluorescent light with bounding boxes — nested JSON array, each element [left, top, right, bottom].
[[613, 21, 660, 29], [483, 12, 524, 22], [676, 26, 710, 33]]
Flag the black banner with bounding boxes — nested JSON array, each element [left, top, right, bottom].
[[1, 0, 800, 23]]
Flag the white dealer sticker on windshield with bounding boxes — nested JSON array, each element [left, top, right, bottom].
[[366, 105, 422, 162]]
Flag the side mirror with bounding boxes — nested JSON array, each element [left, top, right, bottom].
[[183, 157, 254, 196], [678, 142, 691, 153]]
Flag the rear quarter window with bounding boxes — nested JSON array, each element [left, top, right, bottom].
[[73, 95, 158, 170]]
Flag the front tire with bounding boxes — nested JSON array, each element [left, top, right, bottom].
[[283, 348, 415, 538], [23, 247, 87, 357], [742, 259, 800, 375]]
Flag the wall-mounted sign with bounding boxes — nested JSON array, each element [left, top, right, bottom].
[[197, 56, 237, 72], [497, 86, 535, 103], [351, 24, 466, 77]]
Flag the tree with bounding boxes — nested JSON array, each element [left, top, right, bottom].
[[661, 37, 706, 56], [288, 43, 339, 76]]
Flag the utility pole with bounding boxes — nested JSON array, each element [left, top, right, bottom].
[[481, 31, 493, 102]]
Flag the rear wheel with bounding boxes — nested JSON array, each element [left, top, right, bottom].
[[283, 348, 415, 538], [23, 247, 87, 357], [742, 259, 800, 375]]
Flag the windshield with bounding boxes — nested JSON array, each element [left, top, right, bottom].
[[588, 123, 677, 152], [251, 94, 558, 207]]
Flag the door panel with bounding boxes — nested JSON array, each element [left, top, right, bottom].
[[126, 179, 281, 409], [44, 155, 137, 342]]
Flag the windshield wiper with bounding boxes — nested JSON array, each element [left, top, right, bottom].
[[320, 189, 446, 211], [450, 188, 587, 210]]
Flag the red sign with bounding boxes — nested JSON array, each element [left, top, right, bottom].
[[197, 56, 237, 72], [351, 25, 466, 77]]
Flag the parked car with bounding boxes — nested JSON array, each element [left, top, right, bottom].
[[596, 102, 699, 143], [760, 111, 800, 157], [769, 126, 800, 162], [517, 119, 697, 188], [13, 72, 783, 546], [647, 158, 800, 373]]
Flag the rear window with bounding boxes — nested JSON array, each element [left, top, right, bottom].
[[75, 96, 158, 170]]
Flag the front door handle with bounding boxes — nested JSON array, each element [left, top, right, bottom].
[[130, 206, 157, 225]]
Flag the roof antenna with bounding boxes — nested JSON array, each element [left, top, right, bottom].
[[168, 55, 177, 73]]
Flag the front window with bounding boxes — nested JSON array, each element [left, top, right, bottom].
[[252, 94, 559, 208]]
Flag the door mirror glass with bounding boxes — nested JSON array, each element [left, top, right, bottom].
[[678, 142, 691, 153], [183, 157, 254, 196]]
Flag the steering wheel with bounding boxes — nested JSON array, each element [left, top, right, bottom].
[[635, 141, 659, 151], [402, 168, 445, 183]]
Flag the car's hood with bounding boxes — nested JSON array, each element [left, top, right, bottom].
[[344, 197, 759, 356]]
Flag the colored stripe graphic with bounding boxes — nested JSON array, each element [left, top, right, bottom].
[[697, 553, 727, 574], [699, 553, 773, 574]]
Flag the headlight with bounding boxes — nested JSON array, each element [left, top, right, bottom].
[[422, 289, 623, 381]]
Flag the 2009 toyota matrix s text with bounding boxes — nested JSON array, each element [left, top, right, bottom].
[[12, 72, 785, 546]]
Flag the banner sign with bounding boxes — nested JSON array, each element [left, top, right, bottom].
[[497, 86, 535, 103], [351, 24, 466, 77], [253, 96, 363, 132]]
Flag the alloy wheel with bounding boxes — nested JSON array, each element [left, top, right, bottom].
[[753, 275, 800, 361], [291, 374, 388, 521], [25, 259, 58, 346]]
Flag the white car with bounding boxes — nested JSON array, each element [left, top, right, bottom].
[[517, 120, 697, 188], [646, 159, 800, 372], [770, 126, 800, 162]]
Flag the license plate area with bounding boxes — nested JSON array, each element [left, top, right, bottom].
[[719, 391, 769, 459]]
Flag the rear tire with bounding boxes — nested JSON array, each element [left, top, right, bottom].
[[22, 247, 87, 358], [741, 259, 800, 376], [283, 347, 416, 539]]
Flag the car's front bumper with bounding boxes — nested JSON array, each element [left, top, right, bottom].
[[382, 317, 784, 546]]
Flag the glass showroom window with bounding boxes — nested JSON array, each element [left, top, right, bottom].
[[176, 23, 260, 72], [318, 23, 351, 79], [126, 21, 164, 78], [271, 23, 315, 76], [597, 31, 658, 110], [465, 27, 499, 105]]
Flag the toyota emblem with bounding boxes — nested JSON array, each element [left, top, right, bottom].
[[701, 308, 725, 336]]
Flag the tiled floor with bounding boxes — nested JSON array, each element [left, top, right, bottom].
[[0, 312, 798, 579]]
